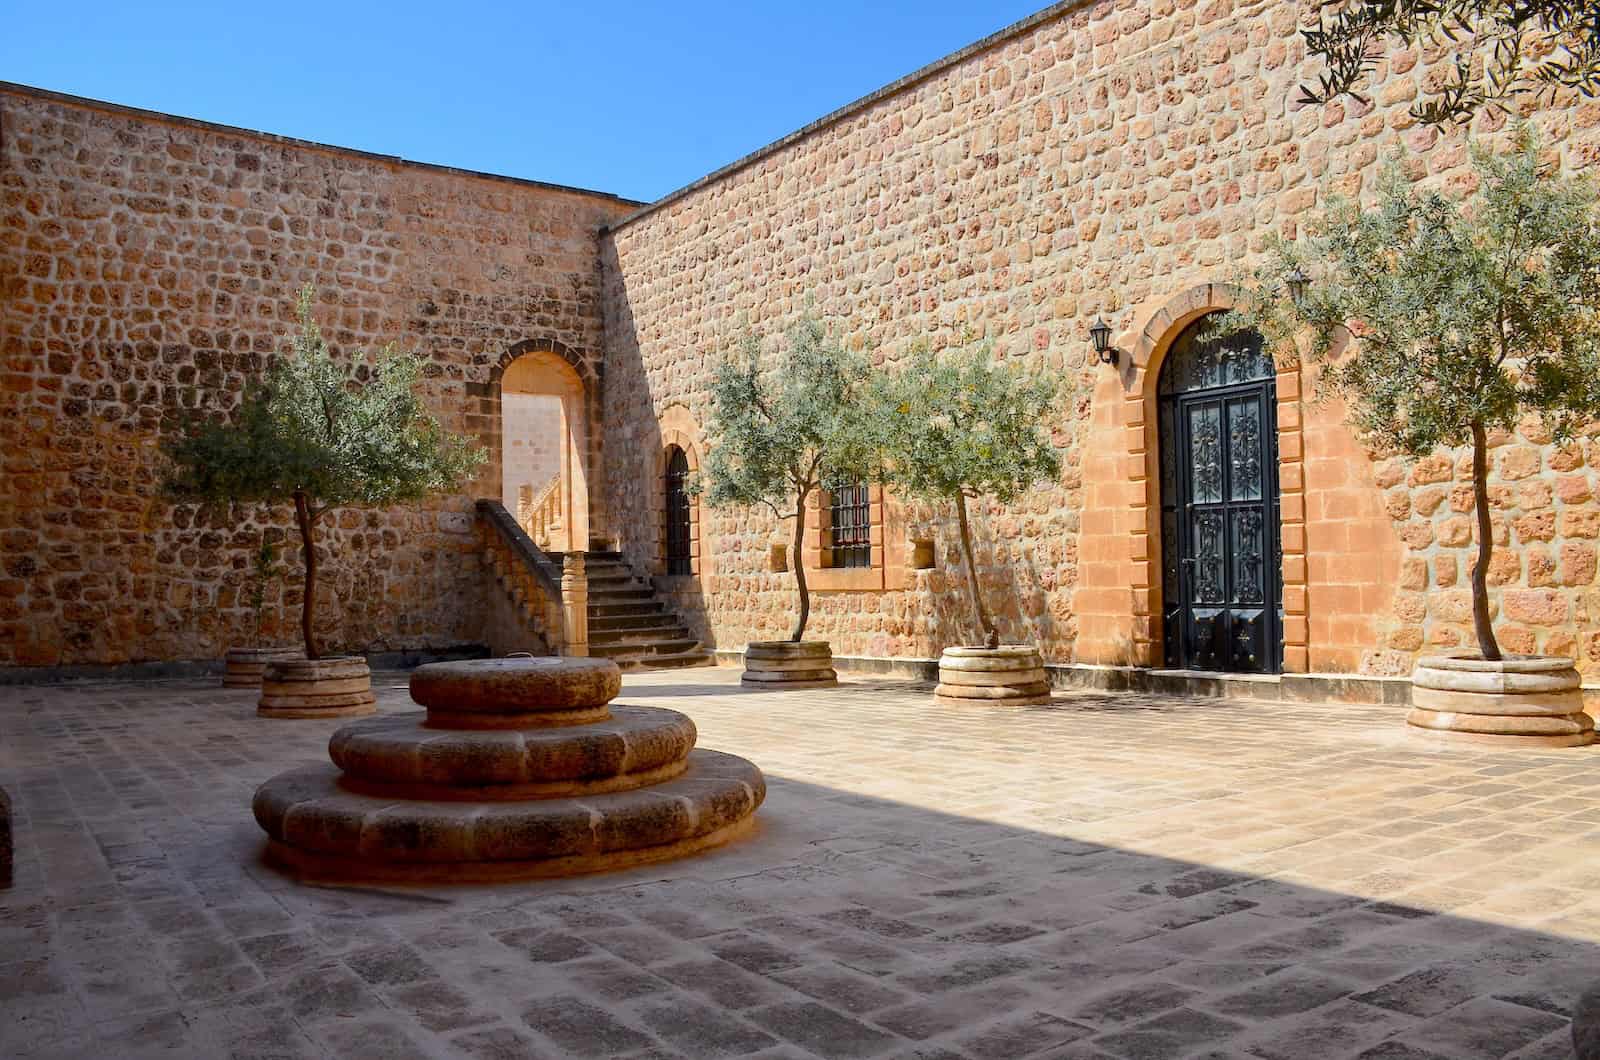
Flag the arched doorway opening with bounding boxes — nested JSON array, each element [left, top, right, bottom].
[[664, 445, 692, 576], [500, 352, 588, 553], [1157, 313, 1283, 673]]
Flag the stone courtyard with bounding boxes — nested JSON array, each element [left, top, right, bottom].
[[3, 669, 1597, 1059]]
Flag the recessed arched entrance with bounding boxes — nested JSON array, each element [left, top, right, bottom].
[[500, 351, 589, 553], [664, 445, 692, 576], [1157, 312, 1283, 674]]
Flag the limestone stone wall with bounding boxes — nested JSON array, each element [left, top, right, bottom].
[[600, 1, 1600, 673], [0, 85, 633, 669]]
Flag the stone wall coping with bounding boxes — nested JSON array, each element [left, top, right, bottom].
[[0, 81, 643, 208], [603, 0, 1088, 234]]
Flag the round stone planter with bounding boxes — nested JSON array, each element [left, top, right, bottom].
[[741, 641, 838, 689], [223, 647, 302, 689], [253, 656, 765, 881], [936, 645, 1052, 706], [257, 656, 375, 719], [1408, 652, 1595, 748]]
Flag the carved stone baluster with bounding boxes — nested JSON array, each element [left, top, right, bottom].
[[561, 551, 588, 657]]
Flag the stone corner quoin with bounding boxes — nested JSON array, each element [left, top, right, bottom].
[[4, 0, 1600, 680]]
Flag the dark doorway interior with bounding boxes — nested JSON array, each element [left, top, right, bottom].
[[665, 446, 692, 576]]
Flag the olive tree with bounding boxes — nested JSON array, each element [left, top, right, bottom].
[[163, 286, 485, 659], [1214, 129, 1600, 661], [874, 340, 1061, 650], [246, 535, 281, 648], [701, 315, 878, 642], [1301, 0, 1599, 124]]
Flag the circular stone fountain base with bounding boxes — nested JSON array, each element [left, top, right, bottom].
[[254, 749, 764, 882], [252, 656, 765, 881]]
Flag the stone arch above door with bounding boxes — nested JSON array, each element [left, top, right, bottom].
[[491, 338, 592, 387]]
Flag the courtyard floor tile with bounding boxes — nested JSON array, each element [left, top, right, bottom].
[[2, 667, 1598, 1058]]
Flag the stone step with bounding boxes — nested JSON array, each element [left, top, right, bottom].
[[588, 587, 656, 602], [589, 613, 681, 633], [610, 649, 716, 672], [588, 611, 668, 627], [589, 638, 701, 659], [586, 574, 640, 588], [328, 705, 696, 795], [589, 628, 694, 648]]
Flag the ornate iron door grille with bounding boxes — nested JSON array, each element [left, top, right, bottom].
[[828, 483, 873, 569], [664, 447, 692, 576], [1157, 316, 1283, 674]]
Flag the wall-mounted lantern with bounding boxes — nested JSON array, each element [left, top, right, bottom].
[[1088, 316, 1119, 367]]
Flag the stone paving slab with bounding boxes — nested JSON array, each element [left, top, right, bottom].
[[2, 668, 1599, 1058]]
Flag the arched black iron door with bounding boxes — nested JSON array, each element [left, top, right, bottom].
[[665, 447, 692, 576], [1158, 314, 1283, 674]]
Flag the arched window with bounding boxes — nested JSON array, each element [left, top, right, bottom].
[[664, 446, 692, 576]]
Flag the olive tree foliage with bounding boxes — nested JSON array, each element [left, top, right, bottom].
[[247, 536, 281, 648], [1301, 0, 1599, 124], [162, 286, 485, 659], [700, 315, 879, 643], [873, 341, 1062, 649], [1211, 129, 1600, 661]]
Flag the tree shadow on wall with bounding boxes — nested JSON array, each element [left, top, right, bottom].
[[904, 504, 1073, 659]]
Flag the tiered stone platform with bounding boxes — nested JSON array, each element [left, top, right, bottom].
[[252, 657, 765, 881]]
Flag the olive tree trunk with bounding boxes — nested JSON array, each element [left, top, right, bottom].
[[1469, 421, 1501, 661], [954, 490, 999, 650], [789, 487, 810, 642], [293, 490, 322, 661]]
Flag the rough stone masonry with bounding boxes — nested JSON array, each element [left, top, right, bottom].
[[5, 0, 1600, 679]]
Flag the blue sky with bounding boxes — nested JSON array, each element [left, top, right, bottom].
[[4, 1, 1048, 203]]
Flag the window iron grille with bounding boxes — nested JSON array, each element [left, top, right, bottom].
[[827, 483, 872, 569]]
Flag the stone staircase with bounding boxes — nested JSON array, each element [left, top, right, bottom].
[[557, 550, 712, 671]]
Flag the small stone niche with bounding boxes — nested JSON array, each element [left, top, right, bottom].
[[911, 539, 936, 570], [769, 543, 788, 572]]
